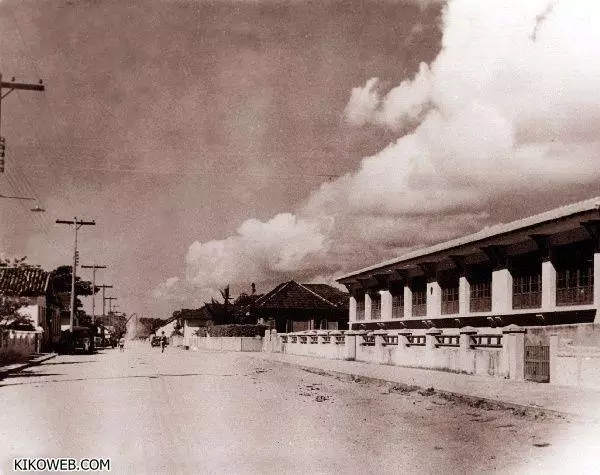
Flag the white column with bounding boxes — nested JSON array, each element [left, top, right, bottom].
[[403, 285, 413, 318], [594, 253, 600, 322], [427, 281, 441, 318], [492, 268, 512, 314], [459, 276, 469, 316], [541, 260, 556, 311], [349, 296, 357, 323], [364, 293, 372, 320], [380, 290, 392, 320]]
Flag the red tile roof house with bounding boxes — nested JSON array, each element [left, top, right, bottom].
[[0, 267, 61, 352], [179, 307, 214, 346], [253, 281, 349, 333]]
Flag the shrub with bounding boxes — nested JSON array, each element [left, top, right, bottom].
[[206, 324, 267, 338]]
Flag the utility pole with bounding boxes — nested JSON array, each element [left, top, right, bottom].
[[105, 296, 117, 318], [105, 298, 118, 329], [0, 74, 45, 173], [56, 218, 96, 332], [97, 284, 113, 323], [81, 265, 107, 324]]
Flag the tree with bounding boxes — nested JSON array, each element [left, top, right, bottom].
[[205, 287, 260, 325], [0, 297, 35, 330], [137, 317, 165, 338], [0, 256, 40, 268], [172, 318, 183, 336], [0, 257, 39, 330], [205, 286, 233, 325], [47, 265, 97, 313]]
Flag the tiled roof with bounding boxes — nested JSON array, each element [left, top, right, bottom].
[[256, 281, 348, 310], [0, 267, 49, 296], [175, 306, 213, 321], [302, 284, 349, 307], [338, 195, 600, 281]]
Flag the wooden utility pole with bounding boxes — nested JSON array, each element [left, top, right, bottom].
[[0, 74, 45, 172], [105, 296, 117, 316], [81, 265, 107, 324], [97, 284, 113, 323], [56, 218, 96, 332]]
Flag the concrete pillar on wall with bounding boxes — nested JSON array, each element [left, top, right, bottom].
[[364, 293, 372, 321], [427, 282, 442, 318], [541, 260, 557, 311], [492, 268, 513, 314], [373, 330, 387, 364], [425, 327, 441, 350], [345, 331, 357, 361], [380, 290, 392, 320], [459, 276, 469, 316], [459, 326, 477, 374], [403, 285, 413, 319], [271, 329, 279, 353], [503, 325, 526, 381], [349, 296, 357, 325], [425, 327, 441, 368], [549, 333, 559, 384], [595, 253, 600, 322]]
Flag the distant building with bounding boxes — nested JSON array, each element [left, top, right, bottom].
[[253, 281, 349, 333], [0, 267, 61, 350], [178, 307, 214, 341], [155, 314, 181, 337], [337, 196, 600, 330]]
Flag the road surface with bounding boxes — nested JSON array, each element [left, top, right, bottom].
[[1, 342, 599, 474]]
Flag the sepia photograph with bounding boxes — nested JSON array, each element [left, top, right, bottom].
[[1, 0, 600, 473]]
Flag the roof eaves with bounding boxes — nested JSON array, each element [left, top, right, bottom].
[[298, 283, 336, 307], [337, 195, 600, 281], [256, 281, 293, 308]]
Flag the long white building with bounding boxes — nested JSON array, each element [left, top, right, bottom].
[[337, 196, 600, 331]]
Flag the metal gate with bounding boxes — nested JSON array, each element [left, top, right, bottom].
[[525, 345, 550, 382]]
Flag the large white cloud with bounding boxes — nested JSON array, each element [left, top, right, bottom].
[[184, 213, 331, 291], [163, 0, 600, 302]]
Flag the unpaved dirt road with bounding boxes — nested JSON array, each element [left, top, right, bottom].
[[1, 343, 598, 474]]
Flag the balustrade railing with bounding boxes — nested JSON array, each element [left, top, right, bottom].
[[361, 334, 375, 346], [382, 335, 398, 346], [334, 334, 345, 345], [406, 335, 426, 346], [435, 334, 460, 347], [470, 334, 502, 348]]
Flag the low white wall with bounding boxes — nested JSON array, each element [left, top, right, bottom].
[[0, 330, 41, 362], [546, 324, 600, 389], [186, 336, 262, 352], [276, 328, 512, 379]]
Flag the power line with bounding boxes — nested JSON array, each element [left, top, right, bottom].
[[23, 162, 342, 180]]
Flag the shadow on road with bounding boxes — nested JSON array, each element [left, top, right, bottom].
[[41, 361, 97, 366], [1, 370, 63, 380], [0, 371, 245, 387]]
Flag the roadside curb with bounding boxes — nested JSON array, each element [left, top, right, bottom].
[[248, 354, 573, 421], [0, 353, 57, 379]]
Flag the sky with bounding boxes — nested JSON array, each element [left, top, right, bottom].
[[0, 0, 599, 318]]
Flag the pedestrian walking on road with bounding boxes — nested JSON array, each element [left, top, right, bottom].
[[161, 331, 168, 353], [118, 337, 125, 352]]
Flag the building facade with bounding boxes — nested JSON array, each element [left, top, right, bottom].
[[337, 197, 600, 331], [254, 281, 349, 333], [0, 267, 61, 350]]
